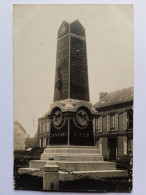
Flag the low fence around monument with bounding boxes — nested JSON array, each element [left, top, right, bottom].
[[15, 164, 132, 191]]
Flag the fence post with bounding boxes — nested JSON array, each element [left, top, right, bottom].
[[43, 164, 59, 191]]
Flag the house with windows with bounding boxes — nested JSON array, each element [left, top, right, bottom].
[[93, 87, 133, 161]]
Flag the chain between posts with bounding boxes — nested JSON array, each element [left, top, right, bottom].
[[22, 167, 44, 175], [58, 167, 96, 180], [21, 167, 96, 180]]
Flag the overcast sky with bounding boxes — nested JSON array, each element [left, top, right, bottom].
[[14, 4, 133, 137]]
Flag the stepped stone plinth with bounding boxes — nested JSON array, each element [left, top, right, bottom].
[[41, 146, 103, 161], [18, 146, 128, 180]]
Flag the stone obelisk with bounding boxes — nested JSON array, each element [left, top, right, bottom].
[[54, 20, 89, 101], [47, 20, 96, 146]]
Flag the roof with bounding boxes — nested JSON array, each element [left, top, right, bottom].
[[14, 120, 27, 134], [93, 87, 133, 109]]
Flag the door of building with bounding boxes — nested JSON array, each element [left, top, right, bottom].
[[108, 138, 117, 160]]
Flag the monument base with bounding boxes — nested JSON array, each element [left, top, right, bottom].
[[46, 99, 97, 146], [18, 146, 128, 181]]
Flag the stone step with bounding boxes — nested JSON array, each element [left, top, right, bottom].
[[41, 153, 103, 161], [18, 168, 128, 180], [59, 170, 128, 181], [29, 160, 47, 169], [57, 161, 116, 171], [29, 160, 116, 171], [43, 146, 100, 154], [18, 168, 43, 177]]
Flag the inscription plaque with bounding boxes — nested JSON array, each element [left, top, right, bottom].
[[70, 36, 89, 101], [70, 119, 94, 146], [49, 120, 68, 145]]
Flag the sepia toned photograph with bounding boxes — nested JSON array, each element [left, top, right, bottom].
[[13, 4, 133, 192]]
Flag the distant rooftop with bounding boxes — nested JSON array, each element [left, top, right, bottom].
[[14, 120, 27, 134], [93, 87, 133, 109]]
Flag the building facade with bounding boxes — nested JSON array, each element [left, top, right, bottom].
[[94, 87, 133, 161], [38, 116, 51, 148]]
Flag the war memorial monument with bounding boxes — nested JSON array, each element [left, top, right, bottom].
[[18, 20, 128, 191]]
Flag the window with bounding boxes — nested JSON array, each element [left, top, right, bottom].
[[40, 121, 43, 133], [95, 116, 102, 133], [127, 137, 133, 155], [107, 115, 110, 131], [43, 122, 46, 132], [123, 110, 133, 130], [107, 113, 118, 131], [123, 137, 127, 155], [110, 114, 115, 130], [123, 112, 127, 130], [46, 120, 50, 132], [127, 110, 133, 129], [43, 138, 46, 148], [95, 118, 100, 133]]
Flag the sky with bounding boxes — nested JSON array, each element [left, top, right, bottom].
[[14, 4, 133, 137]]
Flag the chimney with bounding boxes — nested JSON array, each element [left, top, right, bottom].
[[99, 92, 108, 100]]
